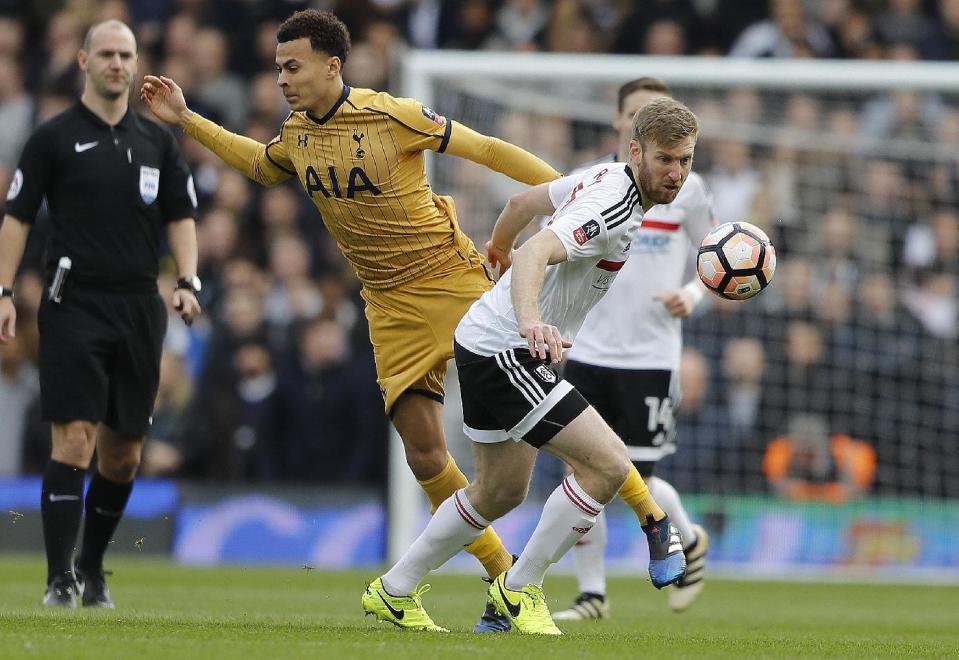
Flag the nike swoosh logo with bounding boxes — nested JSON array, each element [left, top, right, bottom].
[[48, 494, 80, 502], [497, 580, 522, 618], [377, 592, 404, 620], [75, 141, 98, 152]]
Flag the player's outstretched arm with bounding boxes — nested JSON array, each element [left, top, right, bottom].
[[510, 229, 572, 363], [443, 123, 562, 185], [141, 75, 293, 187], [486, 183, 556, 275]]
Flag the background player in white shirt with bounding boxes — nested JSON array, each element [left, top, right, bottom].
[[550, 78, 717, 620], [362, 98, 699, 634]]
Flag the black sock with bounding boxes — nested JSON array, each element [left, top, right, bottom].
[[77, 472, 133, 572], [41, 460, 86, 584]]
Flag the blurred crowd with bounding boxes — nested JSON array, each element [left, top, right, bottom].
[[659, 82, 958, 499], [0, 1, 957, 496]]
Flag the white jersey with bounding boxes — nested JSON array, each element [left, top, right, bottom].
[[456, 163, 641, 356], [548, 164, 716, 371]]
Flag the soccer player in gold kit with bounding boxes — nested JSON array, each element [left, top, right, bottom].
[[141, 9, 560, 630]]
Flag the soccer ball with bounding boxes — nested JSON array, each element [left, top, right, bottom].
[[697, 222, 776, 300]]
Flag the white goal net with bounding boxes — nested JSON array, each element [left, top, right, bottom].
[[391, 52, 959, 578]]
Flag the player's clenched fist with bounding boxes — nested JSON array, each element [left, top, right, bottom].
[[485, 240, 513, 278]]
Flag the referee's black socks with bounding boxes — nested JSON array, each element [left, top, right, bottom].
[[41, 460, 85, 584], [77, 472, 134, 572]]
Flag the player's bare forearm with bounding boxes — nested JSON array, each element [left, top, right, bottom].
[[510, 230, 568, 329], [445, 123, 561, 184], [511, 231, 572, 361], [0, 214, 30, 288], [166, 218, 201, 325], [0, 215, 29, 342], [166, 218, 198, 279], [510, 246, 548, 332], [490, 184, 555, 251]]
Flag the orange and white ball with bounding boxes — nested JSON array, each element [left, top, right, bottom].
[[697, 222, 776, 300]]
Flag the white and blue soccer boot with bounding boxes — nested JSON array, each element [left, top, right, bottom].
[[643, 514, 686, 589]]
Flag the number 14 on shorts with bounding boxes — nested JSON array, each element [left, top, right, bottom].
[[644, 396, 674, 446]]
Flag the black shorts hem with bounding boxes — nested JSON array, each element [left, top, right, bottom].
[[40, 413, 151, 439], [523, 388, 589, 448]]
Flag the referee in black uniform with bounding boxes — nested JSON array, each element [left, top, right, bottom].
[[0, 20, 200, 608]]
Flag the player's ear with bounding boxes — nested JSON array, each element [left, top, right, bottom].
[[327, 55, 341, 77], [77, 49, 88, 71]]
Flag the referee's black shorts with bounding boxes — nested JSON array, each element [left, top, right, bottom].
[[37, 287, 167, 437], [563, 360, 677, 477]]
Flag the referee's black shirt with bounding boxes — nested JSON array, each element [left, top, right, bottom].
[[4, 102, 196, 293]]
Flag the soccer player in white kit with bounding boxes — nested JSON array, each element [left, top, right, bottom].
[[551, 78, 717, 620], [362, 97, 698, 634]]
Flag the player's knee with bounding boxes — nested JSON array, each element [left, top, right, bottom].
[[469, 480, 527, 519], [404, 445, 448, 481], [492, 482, 528, 516], [607, 455, 631, 492], [97, 437, 143, 483], [591, 448, 631, 502], [99, 452, 141, 483], [52, 422, 96, 466]]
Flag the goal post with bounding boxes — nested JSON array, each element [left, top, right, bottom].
[[387, 51, 959, 577], [405, 51, 959, 91]]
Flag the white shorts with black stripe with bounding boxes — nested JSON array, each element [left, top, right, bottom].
[[454, 341, 589, 448]]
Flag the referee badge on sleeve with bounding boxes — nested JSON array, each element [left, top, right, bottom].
[[139, 166, 160, 204]]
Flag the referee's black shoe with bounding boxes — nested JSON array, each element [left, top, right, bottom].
[[75, 566, 115, 609], [42, 573, 79, 608]]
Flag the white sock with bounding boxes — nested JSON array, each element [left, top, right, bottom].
[[572, 509, 607, 595], [647, 476, 696, 549], [381, 488, 489, 596], [507, 474, 603, 590]]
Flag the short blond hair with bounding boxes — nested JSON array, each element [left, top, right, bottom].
[[632, 97, 698, 147]]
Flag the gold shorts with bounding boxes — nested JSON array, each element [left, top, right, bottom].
[[362, 253, 493, 415]]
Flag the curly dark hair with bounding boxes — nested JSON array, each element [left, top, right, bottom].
[[277, 9, 351, 63]]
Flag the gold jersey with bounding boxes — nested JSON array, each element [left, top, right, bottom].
[[184, 85, 561, 289]]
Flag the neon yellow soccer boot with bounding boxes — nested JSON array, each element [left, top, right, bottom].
[[361, 578, 448, 632], [487, 572, 562, 635]]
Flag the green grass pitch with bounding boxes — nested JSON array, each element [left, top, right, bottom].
[[1, 555, 958, 659]]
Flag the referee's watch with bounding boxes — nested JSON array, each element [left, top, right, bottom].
[[175, 275, 202, 295], [0, 286, 13, 300]]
